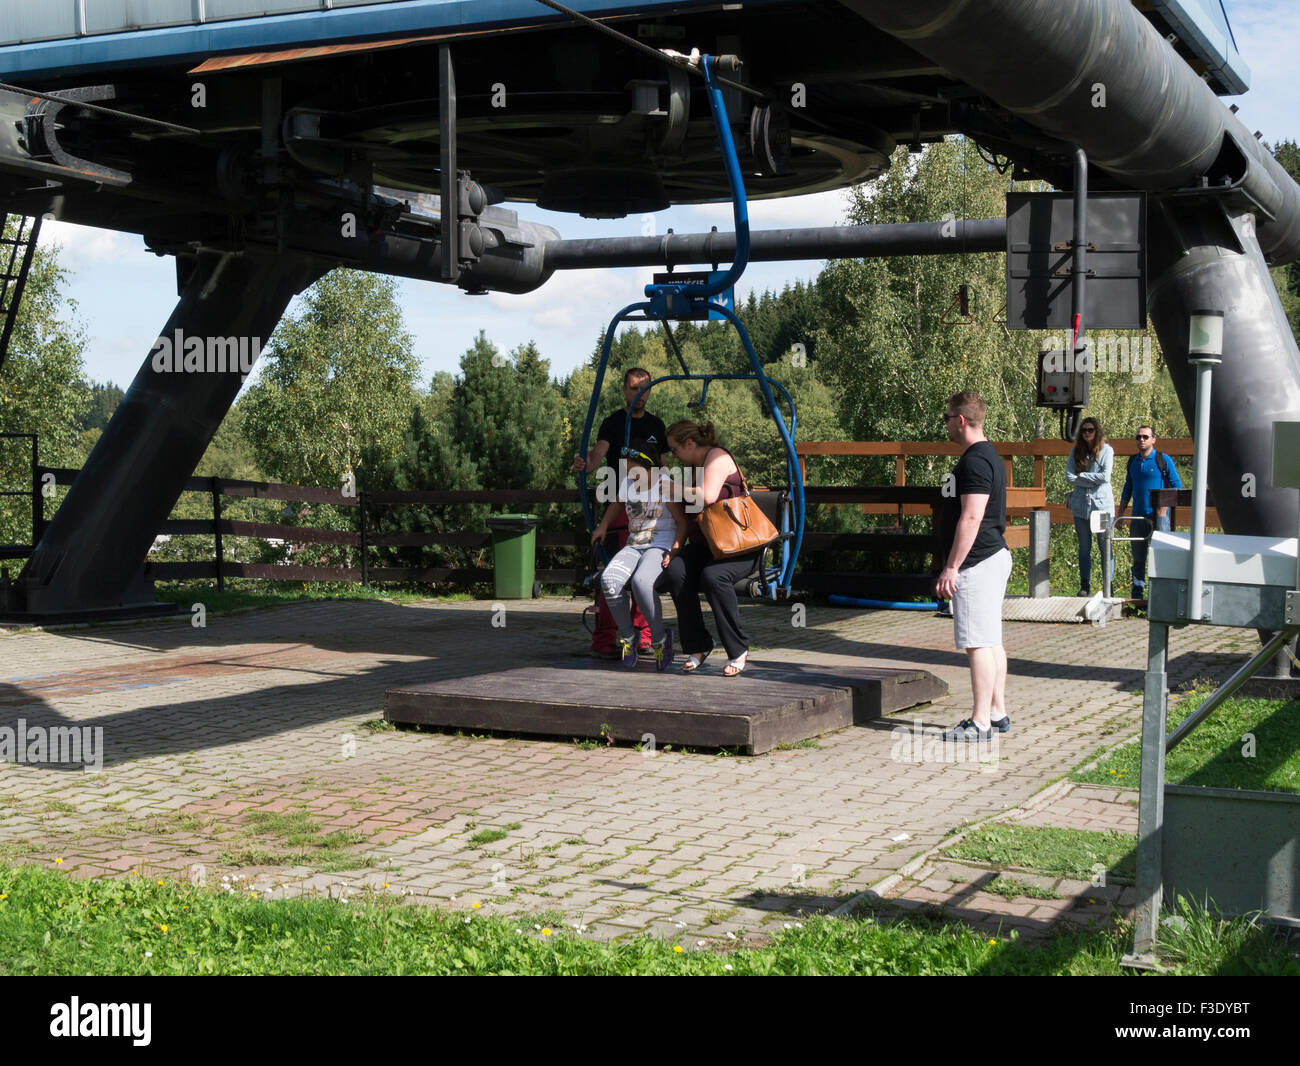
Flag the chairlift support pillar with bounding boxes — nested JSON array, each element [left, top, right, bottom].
[[1, 251, 323, 619]]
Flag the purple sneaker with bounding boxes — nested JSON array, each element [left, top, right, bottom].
[[653, 630, 674, 672], [617, 636, 638, 669]]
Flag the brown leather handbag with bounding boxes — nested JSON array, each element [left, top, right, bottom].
[[697, 458, 780, 560]]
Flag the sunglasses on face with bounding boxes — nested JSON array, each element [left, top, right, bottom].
[[1136, 434, 1152, 440], [1081, 427, 1096, 434]]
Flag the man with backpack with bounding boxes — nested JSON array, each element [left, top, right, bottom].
[[1117, 424, 1182, 599]]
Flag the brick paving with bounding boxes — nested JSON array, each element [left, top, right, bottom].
[[0, 595, 1256, 945]]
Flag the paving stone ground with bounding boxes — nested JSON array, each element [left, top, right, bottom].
[[0, 595, 1256, 946]]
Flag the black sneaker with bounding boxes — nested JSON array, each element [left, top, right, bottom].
[[989, 714, 1011, 734], [941, 718, 994, 742]]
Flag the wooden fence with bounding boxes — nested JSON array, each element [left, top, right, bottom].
[[796, 436, 1218, 530], [24, 439, 1210, 597]]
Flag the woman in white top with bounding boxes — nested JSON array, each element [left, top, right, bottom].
[[1066, 416, 1116, 596], [591, 440, 687, 670]]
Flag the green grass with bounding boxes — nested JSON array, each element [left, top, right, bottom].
[[982, 876, 1061, 901], [1, 865, 1294, 975], [1073, 693, 1300, 794], [943, 824, 1137, 883], [217, 811, 372, 872], [466, 828, 510, 848]]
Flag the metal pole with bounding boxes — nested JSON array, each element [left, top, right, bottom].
[[1185, 310, 1223, 621], [1128, 620, 1169, 964], [1165, 626, 1299, 751], [544, 218, 1006, 271], [1101, 512, 1113, 599], [439, 46, 458, 284], [1070, 147, 1088, 355]]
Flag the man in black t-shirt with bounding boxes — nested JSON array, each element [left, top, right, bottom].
[[573, 368, 668, 476], [574, 368, 666, 656], [935, 391, 1012, 742]]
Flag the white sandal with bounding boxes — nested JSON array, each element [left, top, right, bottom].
[[682, 650, 712, 673], [723, 652, 747, 677]]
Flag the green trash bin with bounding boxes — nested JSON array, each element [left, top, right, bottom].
[[486, 514, 540, 599]]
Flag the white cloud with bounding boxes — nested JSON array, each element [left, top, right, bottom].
[[39, 220, 141, 270], [681, 189, 852, 231], [533, 306, 577, 329]]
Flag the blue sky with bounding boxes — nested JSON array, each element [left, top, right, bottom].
[[40, 0, 1300, 390]]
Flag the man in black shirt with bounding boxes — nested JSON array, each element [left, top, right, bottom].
[[573, 368, 668, 475], [574, 368, 666, 656], [936, 391, 1012, 742]]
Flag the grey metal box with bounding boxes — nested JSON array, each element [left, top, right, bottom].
[[1147, 531, 1298, 627], [1006, 191, 1147, 330], [1163, 785, 1300, 924]]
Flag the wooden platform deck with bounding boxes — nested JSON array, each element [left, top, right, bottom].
[[385, 659, 948, 755]]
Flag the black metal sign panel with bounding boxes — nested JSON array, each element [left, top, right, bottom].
[[1005, 191, 1147, 330]]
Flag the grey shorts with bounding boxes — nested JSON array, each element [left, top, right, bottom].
[[952, 548, 1012, 649]]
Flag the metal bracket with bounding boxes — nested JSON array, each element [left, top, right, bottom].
[[1176, 581, 1213, 621], [25, 85, 132, 186], [1286, 588, 1300, 627]]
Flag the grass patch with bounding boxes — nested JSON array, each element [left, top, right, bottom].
[[943, 824, 1136, 884], [774, 738, 822, 751], [1074, 694, 1300, 794], [217, 811, 371, 871], [982, 876, 1061, 901], [1, 865, 1295, 975], [467, 828, 509, 848], [153, 580, 466, 615]]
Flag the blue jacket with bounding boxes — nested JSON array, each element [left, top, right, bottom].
[[1066, 443, 1115, 519], [1120, 449, 1182, 518]]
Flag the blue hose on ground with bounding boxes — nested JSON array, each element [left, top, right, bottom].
[[828, 594, 944, 611]]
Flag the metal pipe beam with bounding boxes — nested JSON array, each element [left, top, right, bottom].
[[1148, 203, 1300, 540], [544, 218, 1006, 271], [839, 0, 1300, 264]]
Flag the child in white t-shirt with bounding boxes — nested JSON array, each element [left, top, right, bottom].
[[591, 440, 687, 670]]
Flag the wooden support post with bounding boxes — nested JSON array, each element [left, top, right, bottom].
[[894, 454, 906, 526], [359, 490, 369, 588], [212, 478, 224, 593]]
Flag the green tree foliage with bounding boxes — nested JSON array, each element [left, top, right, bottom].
[[812, 137, 1185, 487], [241, 268, 420, 487], [361, 404, 486, 573], [362, 333, 571, 577], [0, 227, 90, 555], [73, 380, 123, 433], [1270, 140, 1300, 338]]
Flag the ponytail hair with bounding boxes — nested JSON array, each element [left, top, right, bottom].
[[666, 419, 720, 449]]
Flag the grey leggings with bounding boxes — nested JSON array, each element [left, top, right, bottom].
[[601, 544, 667, 644]]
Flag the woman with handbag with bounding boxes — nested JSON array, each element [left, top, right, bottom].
[[661, 420, 774, 677], [1066, 416, 1116, 596]]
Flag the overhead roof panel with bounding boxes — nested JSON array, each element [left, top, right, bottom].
[[1144, 0, 1251, 94]]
